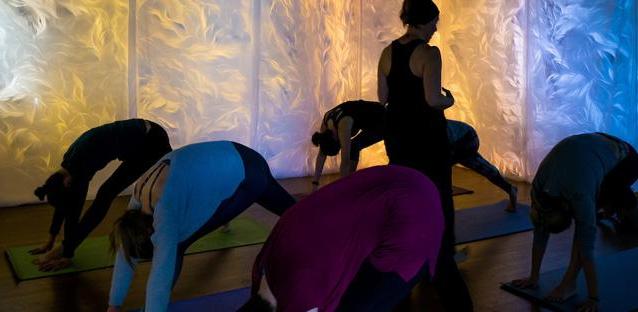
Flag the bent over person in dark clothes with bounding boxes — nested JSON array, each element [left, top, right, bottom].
[[511, 133, 638, 312], [107, 141, 295, 312], [240, 165, 444, 312], [311, 100, 385, 189], [32, 119, 172, 271]]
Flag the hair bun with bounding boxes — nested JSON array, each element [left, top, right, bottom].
[[34, 186, 47, 201]]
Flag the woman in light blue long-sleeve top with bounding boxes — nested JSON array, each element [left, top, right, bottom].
[[106, 141, 295, 312]]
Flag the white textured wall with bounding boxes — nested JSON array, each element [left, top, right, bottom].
[[1, 0, 637, 205], [0, 0, 129, 206], [526, 0, 638, 177]]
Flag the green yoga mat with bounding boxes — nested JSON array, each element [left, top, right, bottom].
[[6, 217, 269, 281]]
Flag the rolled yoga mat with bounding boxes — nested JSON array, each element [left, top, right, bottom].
[[501, 247, 638, 312], [455, 200, 532, 244], [131, 288, 251, 312], [5, 217, 269, 281]]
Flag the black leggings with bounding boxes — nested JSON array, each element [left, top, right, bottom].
[[350, 129, 384, 161], [598, 142, 638, 214], [170, 142, 296, 286], [60, 123, 172, 258], [385, 128, 473, 312], [337, 260, 430, 312]]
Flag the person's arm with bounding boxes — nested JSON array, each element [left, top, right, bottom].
[[108, 197, 143, 309], [312, 152, 326, 192], [421, 46, 454, 110], [550, 196, 598, 301], [512, 227, 549, 288], [108, 249, 137, 309], [337, 118, 354, 177], [377, 46, 391, 105], [144, 201, 180, 311], [49, 208, 64, 237], [30, 208, 63, 255]]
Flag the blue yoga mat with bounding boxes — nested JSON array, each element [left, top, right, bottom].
[[131, 287, 250, 312], [455, 200, 532, 244], [501, 247, 638, 312]]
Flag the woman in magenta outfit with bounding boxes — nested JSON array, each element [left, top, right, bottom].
[[240, 165, 444, 312]]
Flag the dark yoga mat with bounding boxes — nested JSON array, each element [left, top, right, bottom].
[[455, 200, 532, 244], [131, 288, 251, 312], [6, 217, 269, 281], [294, 185, 473, 202], [501, 247, 638, 312]]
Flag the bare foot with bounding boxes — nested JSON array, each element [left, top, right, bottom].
[[545, 283, 578, 302]]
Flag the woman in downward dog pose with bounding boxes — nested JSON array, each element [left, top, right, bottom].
[[241, 165, 444, 311], [107, 141, 295, 311]]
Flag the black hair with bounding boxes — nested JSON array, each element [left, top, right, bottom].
[[311, 130, 340, 156], [237, 295, 274, 312], [400, 0, 440, 26], [34, 171, 68, 207], [110, 209, 155, 266]]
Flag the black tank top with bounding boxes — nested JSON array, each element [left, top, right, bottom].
[[324, 100, 385, 133], [386, 40, 446, 132]]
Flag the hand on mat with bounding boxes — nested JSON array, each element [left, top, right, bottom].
[[545, 284, 577, 303], [29, 235, 55, 255], [37, 257, 72, 272], [33, 245, 67, 271], [511, 277, 538, 289]]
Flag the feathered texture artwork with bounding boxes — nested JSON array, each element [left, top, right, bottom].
[[0, 0, 129, 206], [0, 0, 636, 205]]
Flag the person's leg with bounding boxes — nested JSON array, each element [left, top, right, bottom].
[[337, 260, 430, 312], [256, 175, 296, 216], [231, 142, 296, 216], [145, 121, 172, 158], [350, 130, 383, 169], [62, 160, 151, 258], [422, 142, 474, 312], [460, 153, 517, 211], [432, 250, 473, 311], [599, 146, 638, 229]]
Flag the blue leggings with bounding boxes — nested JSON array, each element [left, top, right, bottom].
[[170, 142, 296, 286]]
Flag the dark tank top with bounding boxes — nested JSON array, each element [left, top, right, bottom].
[[324, 100, 385, 134], [386, 40, 446, 134]]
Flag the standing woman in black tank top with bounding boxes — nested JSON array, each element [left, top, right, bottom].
[[377, 0, 473, 311]]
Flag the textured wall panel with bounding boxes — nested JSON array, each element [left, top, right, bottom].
[[257, 0, 361, 177], [0, 0, 129, 206], [136, 0, 254, 147], [358, 0, 403, 169], [527, 0, 638, 177], [437, 0, 528, 179]]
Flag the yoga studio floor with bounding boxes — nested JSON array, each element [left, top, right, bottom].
[[0, 167, 636, 312]]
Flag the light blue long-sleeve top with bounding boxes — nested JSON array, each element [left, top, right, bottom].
[[108, 141, 245, 311], [532, 133, 629, 260]]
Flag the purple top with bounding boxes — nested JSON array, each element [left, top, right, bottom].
[[254, 165, 444, 311]]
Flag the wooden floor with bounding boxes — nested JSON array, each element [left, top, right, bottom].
[[1, 167, 637, 312]]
